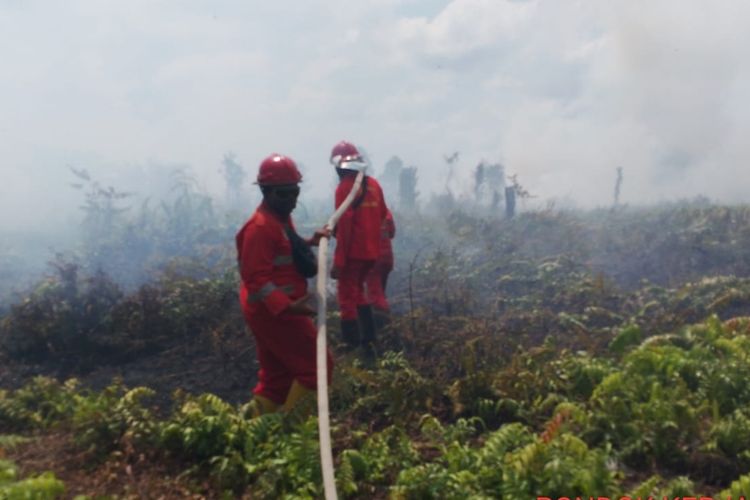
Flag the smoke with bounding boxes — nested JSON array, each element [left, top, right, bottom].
[[2, 0, 750, 299], [372, 1, 750, 206]]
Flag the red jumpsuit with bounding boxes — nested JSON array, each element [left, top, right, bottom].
[[366, 209, 395, 311], [236, 202, 333, 405], [334, 175, 388, 320]]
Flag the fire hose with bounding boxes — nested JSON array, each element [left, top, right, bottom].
[[315, 169, 364, 500]]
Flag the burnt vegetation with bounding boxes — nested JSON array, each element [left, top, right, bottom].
[[3, 164, 750, 498]]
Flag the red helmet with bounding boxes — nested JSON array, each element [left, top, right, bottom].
[[256, 154, 302, 186], [330, 140, 366, 170]]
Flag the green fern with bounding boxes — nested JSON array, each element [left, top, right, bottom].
[[721, 472, 750, 498], [0, 460, 65, 499], [0, 435, 30, 453], [392, 463, 454, 499], [628, 474, 662, 499], [336, 449, 364, 496], [71, 382, 156, 459], [501, 433, 616, 499], [479, 422, 534, 465]]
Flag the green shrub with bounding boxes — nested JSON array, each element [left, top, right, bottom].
[[349, 352, 437, 423], [71, 382, 157, 459], [709, 409, 750, 466], [721, 472, 750, 498], [159, 392, 242, 461], [0, 377, 78, 431], [0, 459, 65, 499], [501, 433, 616, 499]]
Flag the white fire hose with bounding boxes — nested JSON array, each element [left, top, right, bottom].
[[315, 169, 364, 500]]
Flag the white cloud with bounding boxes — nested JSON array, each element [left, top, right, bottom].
[[384, 0, 533, 62]]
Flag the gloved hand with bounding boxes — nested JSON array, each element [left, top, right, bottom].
[[330, 265, 340, 280], [307, 226, 331, 247], [284, 294, 316, 316]]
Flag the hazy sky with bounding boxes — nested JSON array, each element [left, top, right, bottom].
[[2, 0, 750, 230]]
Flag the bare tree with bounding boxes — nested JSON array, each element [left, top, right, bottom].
[[380, 156, 403, 199], [613, 166, 623, 207], [221, 152, 247, 211], [443, 151, 459, 197], [399, 166, 419, 211], [505, 174, 532, 218]]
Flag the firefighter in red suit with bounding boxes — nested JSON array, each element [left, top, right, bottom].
[[236, 153, 332, 415], [366, 208, 395, 315], [329, 141, 388, 357]]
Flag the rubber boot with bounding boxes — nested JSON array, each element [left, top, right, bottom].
[[281, 379, 316, 420], [358, 305, 377, 346], [340, 319, 361, 350], [372, 307, 391, 331], [245, 394, 279, 418], [357, 304, 377, 365]]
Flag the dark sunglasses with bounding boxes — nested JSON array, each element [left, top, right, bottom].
[[273, 186, 300, 199]]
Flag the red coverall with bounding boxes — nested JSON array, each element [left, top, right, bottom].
[[334, 175, 388, 320], [236, 201, 333, 405], [365, 209, 395, 311]]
